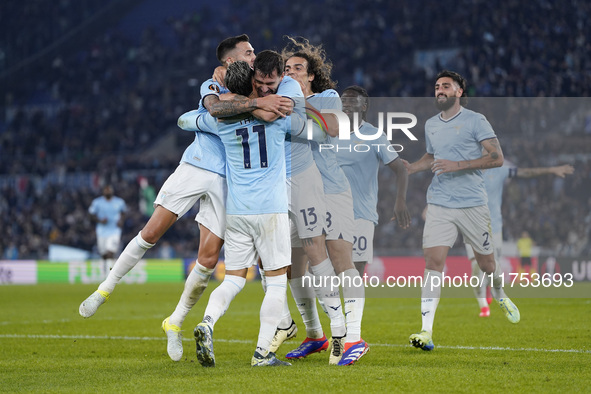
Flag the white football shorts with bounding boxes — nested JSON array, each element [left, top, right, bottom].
[[465, 231, 502, 261], [224, 213, 291, 272], [324, 189, 355, 244], [423, 204, 493, 255], [154, 162, 227, 239]]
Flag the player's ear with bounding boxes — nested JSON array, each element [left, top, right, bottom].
[[308, 74, 315, 82]]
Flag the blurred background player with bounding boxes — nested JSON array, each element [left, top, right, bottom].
[[405, 70, 519, 352], [88, 185, 127, 276], [467, 163, 574, 317]]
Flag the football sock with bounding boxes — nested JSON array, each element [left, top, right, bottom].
[[310, 259, 346, 338], [340, 268, 365, 342], [202, 274, 246, 331], [421, 269, 442, 334], [491, 259, 508, 300], [257, 273, 287, 357], [472, 260, 489, 308], [277, 295, 293, 329], [260, 271, 267, 292], [169, 261, 214, 327], [290, 275, 323, 339], [99, 232, 154, 294]]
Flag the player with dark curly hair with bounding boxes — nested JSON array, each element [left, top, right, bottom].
[[281, 36, 336, 94]]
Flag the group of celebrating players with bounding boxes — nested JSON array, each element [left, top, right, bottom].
[[79, 33, 523, 367]]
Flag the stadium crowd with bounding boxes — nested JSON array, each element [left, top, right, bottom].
[[1, 0, 590, 259]]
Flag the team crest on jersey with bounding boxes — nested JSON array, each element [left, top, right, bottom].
[[208, 84, 220, 93]]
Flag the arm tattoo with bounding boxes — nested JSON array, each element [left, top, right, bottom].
[[206, 95, 256, 118]]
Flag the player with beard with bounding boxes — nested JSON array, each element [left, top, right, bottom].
[[404, 70, 520, 351]]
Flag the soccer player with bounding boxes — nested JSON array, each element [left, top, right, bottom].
[[279, 37, 371, 366], [330, 85, 409, 361], [166, 45, 303, 363], [191, 54, 326, 367], [334, 86, 410, 276], [78, 34, 292, 362], [405, 70, 520, 351], [466, 163, 574, 317], [88, 185, 127, 275], [262, 45, 346, 362]]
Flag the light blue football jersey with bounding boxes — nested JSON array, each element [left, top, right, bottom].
[[178, 79, 228, 177], [425, 107, 497, 208], [88, 196, 127, 237], [334, 121, 399, 225], [483, 165, 516, 234], [196, 112, 306, 215], [308, 89, 350, 195], [279, 78, 310, 178]]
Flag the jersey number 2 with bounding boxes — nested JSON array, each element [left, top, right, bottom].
[[235, 125, 268, 169]]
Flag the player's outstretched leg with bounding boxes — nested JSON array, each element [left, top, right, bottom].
[[79, 290, 109, 318], [194, 323, 215, 367], [78, 231, 156, 318], [162, 317, 183, 362]]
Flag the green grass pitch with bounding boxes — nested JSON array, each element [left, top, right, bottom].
[[1, 282, 589, 392]]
